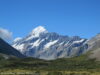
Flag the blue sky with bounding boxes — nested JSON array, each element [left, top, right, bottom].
[[0, 0, 100, 39]]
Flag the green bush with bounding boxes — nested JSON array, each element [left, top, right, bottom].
[[47, 71, 63, 75]]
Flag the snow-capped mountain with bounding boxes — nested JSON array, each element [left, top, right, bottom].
[[12, 26, 88, 60]]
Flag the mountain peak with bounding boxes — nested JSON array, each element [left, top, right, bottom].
[[30, 26, 48, 37], [12, 26, 88, 60]]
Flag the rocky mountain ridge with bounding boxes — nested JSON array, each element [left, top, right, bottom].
[[12, 26, 88, 60]]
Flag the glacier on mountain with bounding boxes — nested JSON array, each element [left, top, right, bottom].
[[12, 26, 88, 60]]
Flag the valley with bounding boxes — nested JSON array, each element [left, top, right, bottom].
[[0, 54, 100, 75], [0, 26, 100, 75]]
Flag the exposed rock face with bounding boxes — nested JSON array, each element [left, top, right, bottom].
[[87, 34, 100, 61], [12, 26, 88, 60]]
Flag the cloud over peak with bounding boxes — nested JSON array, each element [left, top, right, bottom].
[[0, 27, 12, 40]]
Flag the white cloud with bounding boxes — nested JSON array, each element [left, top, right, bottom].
[[0, 27, 13, 40]]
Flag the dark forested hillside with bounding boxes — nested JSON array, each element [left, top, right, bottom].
[[0, 38, 25, 58]]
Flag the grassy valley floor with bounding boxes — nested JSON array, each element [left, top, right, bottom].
[[0, 55, 100, 75], [0, 69, 100, 75]]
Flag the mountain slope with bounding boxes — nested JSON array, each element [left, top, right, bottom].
[[87, 34, 100, 61], [12, 26, 88, 60], [0, 38, 25, 58]]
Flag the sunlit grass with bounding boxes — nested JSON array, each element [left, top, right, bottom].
[[0, 69, 100, 75]]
